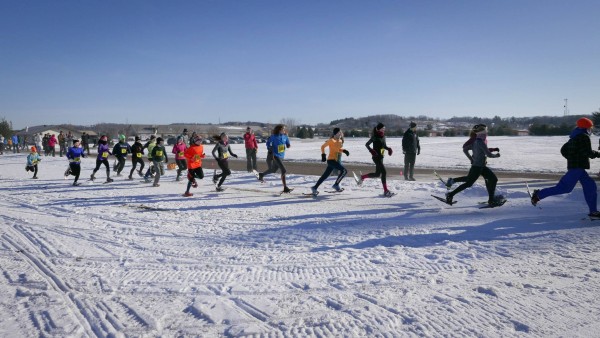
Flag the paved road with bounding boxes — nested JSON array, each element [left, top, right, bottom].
[[203, 158, 565, 183]]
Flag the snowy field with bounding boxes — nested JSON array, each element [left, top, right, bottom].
[[1, 136, 600, 337]]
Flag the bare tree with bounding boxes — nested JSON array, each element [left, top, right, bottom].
[[280, 118, 298, 134]]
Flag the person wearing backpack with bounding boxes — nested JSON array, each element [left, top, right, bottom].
[[531, 117, 600, 218]]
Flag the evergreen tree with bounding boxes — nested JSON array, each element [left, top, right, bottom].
[[0, 118, 12, 137]]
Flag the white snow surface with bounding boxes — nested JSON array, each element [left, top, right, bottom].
[[2, 136, 600, 337]]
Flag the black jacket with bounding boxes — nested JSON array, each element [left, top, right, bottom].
[[402, 128, 420, 154], [566, 130, 599, 169]]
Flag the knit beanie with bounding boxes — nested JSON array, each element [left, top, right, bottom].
[[576, 117, 593, 129], [332, 127, 341, 136], [376, 123, 385, 130]]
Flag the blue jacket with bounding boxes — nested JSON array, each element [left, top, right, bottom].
[[269, 134, 290, 159], [67, 147, 86, 164], [27, 153, 41, 166], [11, 135, 18, 144]]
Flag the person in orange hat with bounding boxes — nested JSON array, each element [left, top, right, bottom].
[[531, 117, 600, 219], [26, 146, 41, 179]]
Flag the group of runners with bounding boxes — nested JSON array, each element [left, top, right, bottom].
[[21, 118, 600, 218]]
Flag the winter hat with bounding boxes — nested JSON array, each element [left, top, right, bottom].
[[31, 146, 37, 152], [183, 128, 188, 133], [150, 135, 156, 140], [376, 122, 385, 130], [177, 136, 183, 142], [410, 122, 417, 128], [472, 124, 487, 133], [576, 117, 593, 129], [100, 135, 108, 141], [135, 136, 141, 141], [156, 137, 164, 143], [332, 127, 341, 136], [191, 135, 202, 144], [119, 134, 126, 141]]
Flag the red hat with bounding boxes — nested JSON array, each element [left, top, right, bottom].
[[576, 117, 593, 129], [31, 146, 37, 152]]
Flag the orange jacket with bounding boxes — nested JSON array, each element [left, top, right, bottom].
[[321, 138, 345, 161], [184, 144, 205, 169]]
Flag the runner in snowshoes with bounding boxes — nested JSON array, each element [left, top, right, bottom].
[[444, 124, 501, 206], [530, 118, 600, 219], [309, 127, 349, 195]]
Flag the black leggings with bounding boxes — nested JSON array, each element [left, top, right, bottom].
[[449, 165, 497, 201], [314, 160, 347, 188], [115, 157, 126, 173], [176, 159, 187, 177], [261, 156, 286, 176], [130, 157, 145, 177], [92, 159, 110, 177], [69, 163, 81, 182], [367, 156, 387, 186], [215, 160, 231, 187], [186, 167, 204, 192]]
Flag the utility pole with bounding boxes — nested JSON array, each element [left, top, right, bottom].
[[564, 98, 569, 116]]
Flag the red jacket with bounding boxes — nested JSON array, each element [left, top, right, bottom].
[[244, 132, 258, 149]]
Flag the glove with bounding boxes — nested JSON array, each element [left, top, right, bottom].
[[321, 153, 327, 162], [490, 148, 499, 152], [417, 150, 420, 155], [495, 153, 501, 158], [232, 154, 238, 158], [387, 148, 393, 156], [369, 149, 377, 156], [342, 150, 349, 156]]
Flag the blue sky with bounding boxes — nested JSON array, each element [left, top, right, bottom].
[[1, 0, 599, 129]]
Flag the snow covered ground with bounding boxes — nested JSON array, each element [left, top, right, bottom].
[[1, 136, 600, 337]]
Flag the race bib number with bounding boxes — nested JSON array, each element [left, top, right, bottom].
[[73, 157, 80, 162], [102, 152, 108, 158], [193, 154, 201, 161], [278, 144, 285, 153], [380, 149, 385, 155], [121, 149, 127, 154], [223, 152, 229, 159], [156, 150, 163, 157], [178, 151, 184, 157], [136, 153, 142, 158]]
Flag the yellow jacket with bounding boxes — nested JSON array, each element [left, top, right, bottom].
[[321, 138, 345, 161]]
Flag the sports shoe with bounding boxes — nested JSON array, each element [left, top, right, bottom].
[[531, 189, 540, 206], [90, 174, 95, 181], [446, 178, 454, 188], [32, 176, 38, 179], [128, 175, 133, 180], [258, 173, 264, 183], [310, 186, 319, 196], [215, 186, 225, 192], [212, 169, 218, 184], [64, 168, 71, 179], [106, 178, 114, 183], [332, 184, 343, 192], [445, 192, 453, 204], [153, 183, 160, 187], [176, 176, 181, 182], [192, 180, 198, 188], [144, 177, 151, 183], [383, 190, 394, 197], [137, 170, 144, 177], [116, 173, 122, 177], [282, 187, 293, 194], [409, 177, 416, 181], [588, 211, 600, 219], [183, 192, 193, 197], [73, 182, 81, 186]]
